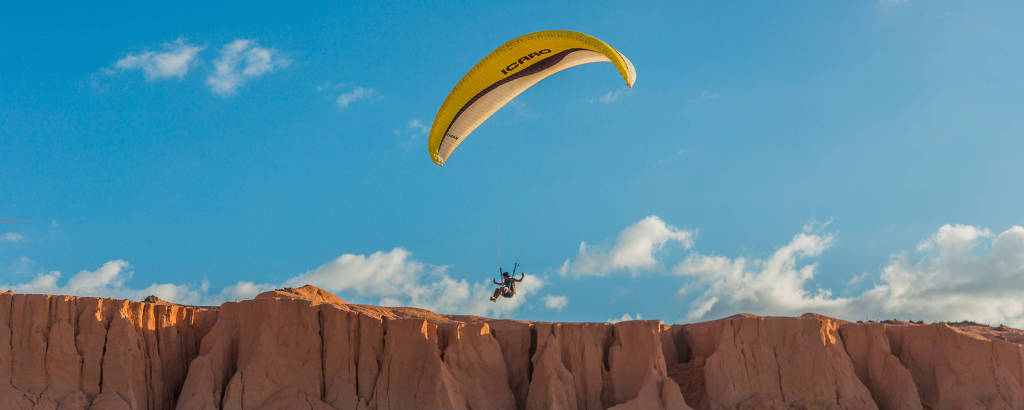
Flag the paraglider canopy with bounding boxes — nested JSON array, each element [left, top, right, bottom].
[[428, 30, 636, 166]]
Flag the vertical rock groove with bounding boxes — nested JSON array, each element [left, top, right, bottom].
[[318, 308, 326, 403]]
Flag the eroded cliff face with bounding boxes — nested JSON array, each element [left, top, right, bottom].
[[0, 292, 217, 409], [1, 286, 1023, 410]]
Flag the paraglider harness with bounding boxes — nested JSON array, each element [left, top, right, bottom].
[[495, 262, 524, 298]]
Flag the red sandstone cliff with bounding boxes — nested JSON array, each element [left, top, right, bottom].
[[1, 286, 1022, 409]]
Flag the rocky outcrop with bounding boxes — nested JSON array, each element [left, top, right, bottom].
[[1, 286, 1023, 409], [664, 313, 875, 409], [838, 322, 922, 410], [883, 323, 1024, 409], [0, 293, 217, 409]]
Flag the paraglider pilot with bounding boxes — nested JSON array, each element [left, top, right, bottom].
[[490, 262, 525, 302]]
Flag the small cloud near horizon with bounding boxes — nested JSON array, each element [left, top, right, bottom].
[[607, 312, 642, 323], [9, 217, 1024, 326], [1, 248, 545, 318], [543, 294, 568, 310], [558, 216, 1024, 327]]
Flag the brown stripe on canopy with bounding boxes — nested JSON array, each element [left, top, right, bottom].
[[436, 49, 610, 163]]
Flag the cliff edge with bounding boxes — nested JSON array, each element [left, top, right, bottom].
[[0, 285, 1022, 409]]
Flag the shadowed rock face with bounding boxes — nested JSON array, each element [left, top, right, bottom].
[[1, 286, 1023, 409]]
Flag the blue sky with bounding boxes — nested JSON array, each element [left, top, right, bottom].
[[3, 1, 1024, 325]]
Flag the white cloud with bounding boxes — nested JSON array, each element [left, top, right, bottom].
[[406, 119, 429, 137], [216, 281, 276, 303], [916, 224, 989, 252], [9, 270, 61, 294], [64, 260, 133, 295], [9, 256, 36, 275], [468, 274, 547, 317], [543, 294, 568, 310], [676, 223, 1024, 327], [315, 81, 336, 92], [845, 271, 869, 287], [284, 249, 545, 317], [561, 216, 694, 276], [1, 232, 26, 243], [114, 39, 203, 81], [336, 87, 375, 109], [137, 283, 203, 305], [207, 39, 290, 95], [1, 247, 543, 318], [553, 216, 1024, 326], [589, 89, 629, 104], [0, 260, 207, 305], [697, 90, 718, 100], [5, 260, 131, 297], [396, 118, 429, 137], [395, 118, 431, 148], [675, 227, 843, 321], [284, 248, 423, 297], [0, 259, 270, 306], [290, 251, 548, 317], [607, 312, 642, 323], [407, 269, 472, 313]]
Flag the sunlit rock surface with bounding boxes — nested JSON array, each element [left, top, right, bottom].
[[0, 285, 1022, 409]]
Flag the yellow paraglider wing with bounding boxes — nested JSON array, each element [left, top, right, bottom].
[[427, 30, 636, 166]]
